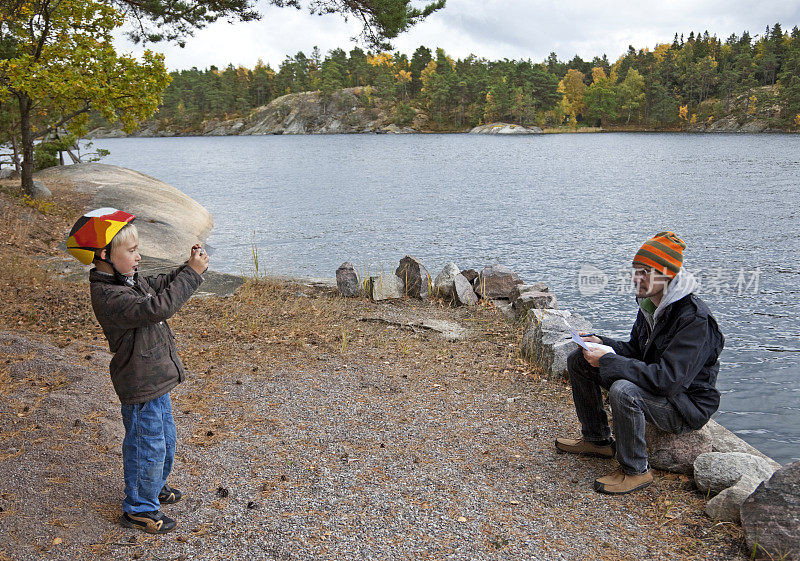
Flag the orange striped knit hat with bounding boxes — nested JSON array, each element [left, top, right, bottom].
[[633, 232, 686, 278]]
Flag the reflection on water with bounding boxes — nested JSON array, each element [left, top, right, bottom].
[[93, 133, 800, 465]]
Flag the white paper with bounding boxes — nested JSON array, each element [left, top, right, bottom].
[[569, 327, 616, 354]]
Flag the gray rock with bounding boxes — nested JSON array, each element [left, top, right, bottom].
[[513, 291, 559, 321], [510, 282, 549, 302], [475, 265, 523, 300], [645, 423, 712, 474], [742, 460, 800, 560], [460, 269, 479, 284], [694, 452, 777, 497], [707, 419, 782, 470], [368, 274, 404, 301], [31, 180, 51, 199], [336, 262, 361, 297], [706, 474, 761, 523], [434, 262, 460, 299], [0, 168, 14, 180], [395, 255, 431, 299], [493, 300, 515, 321], [520, 309, 592, 380], [453, 273, 478, 306]]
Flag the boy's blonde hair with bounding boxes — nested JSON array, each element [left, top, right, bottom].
[[107, 223, 138, 255]]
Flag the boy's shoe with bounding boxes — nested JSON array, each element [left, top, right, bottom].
[[121, 511, 177, 534], [158, 484, 183, 505], [593, 468, 653, 495], [555, 437, 615, 458]]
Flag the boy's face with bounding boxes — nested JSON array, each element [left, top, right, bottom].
[[109, 236, 140, 276]]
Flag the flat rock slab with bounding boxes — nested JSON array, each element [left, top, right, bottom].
[[359, 317, 467, 341], [36, 163, 213, 264]]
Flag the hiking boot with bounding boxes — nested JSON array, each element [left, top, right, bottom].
[[158, 484, 183, 505], [555, 437, 615, 458], [121, 511, 177, 534], [594, 468, 653, 495]]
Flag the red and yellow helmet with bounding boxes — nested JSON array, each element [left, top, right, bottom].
[[66, 208, 135, 265]]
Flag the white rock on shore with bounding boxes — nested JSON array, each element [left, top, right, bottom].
[[35, 163, 213, 264]]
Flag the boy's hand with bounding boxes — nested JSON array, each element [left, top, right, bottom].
[[188, 244, 209, 275]]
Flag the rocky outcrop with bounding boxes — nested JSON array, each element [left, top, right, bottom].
[[470, 122, 543, 134], [34, 163, 213, 264], [31, 180, 51, 199], [741, 460, 800, 559]]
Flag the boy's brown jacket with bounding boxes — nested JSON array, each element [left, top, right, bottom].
[[90, 266, 203, 405]]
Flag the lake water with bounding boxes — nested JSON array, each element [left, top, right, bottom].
[[91, 133, 800, 465]]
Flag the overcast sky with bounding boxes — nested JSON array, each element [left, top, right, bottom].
[[115, 0, 800, 71]]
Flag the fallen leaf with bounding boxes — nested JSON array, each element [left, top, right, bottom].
[[457, 516, 467, 522], [52, 537, 62, 545]]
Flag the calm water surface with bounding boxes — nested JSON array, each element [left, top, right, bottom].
[[93, 133, 800, 464]]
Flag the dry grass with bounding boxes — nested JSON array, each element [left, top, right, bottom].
[[0, 178, 747, 560]]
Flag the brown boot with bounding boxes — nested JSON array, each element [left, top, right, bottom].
[[555, 437, 614, 458], [594, 468, 653, 495]]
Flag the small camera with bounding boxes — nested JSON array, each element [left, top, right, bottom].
[[198, 248, 205, 255]]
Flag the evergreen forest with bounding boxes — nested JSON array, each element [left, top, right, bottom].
[[153, 24, 800, 131]]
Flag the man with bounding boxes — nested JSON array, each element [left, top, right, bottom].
[[556, 232, 724, 494]]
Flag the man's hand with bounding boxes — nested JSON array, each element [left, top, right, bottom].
[[580, 334, 602, 344], [582, 345, 610, 368], [188, 244, 209, 275]]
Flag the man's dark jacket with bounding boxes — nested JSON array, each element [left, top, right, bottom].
[[90, 266, 203, 405], [597, 293, 724, 429]]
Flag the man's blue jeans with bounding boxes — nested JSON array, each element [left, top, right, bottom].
[[566, 349, 691, 475], [121, 392, 176, 514]]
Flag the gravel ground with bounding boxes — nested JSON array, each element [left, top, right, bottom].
[[0, 286, 745, 561]]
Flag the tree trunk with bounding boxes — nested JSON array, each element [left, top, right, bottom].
[[10, 135, 21, 175], [18, 93, 35, 196]]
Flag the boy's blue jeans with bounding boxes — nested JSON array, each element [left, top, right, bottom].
[[121, 392, 176, 514], [566, 350, 691, 475]]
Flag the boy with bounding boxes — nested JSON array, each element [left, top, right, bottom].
[[67, 208, 209, 533]]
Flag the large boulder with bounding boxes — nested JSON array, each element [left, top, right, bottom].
[[520, 309, 592, 380], [453, 273, 478, 306], [0, 168, 14, 180], [694, 452, 777, 497], [35, 163, 213, 264], [475, 265, 523, 300], [368, 274, 404, 301], [336, 262, 361, 297], [395, 255, 431, 299], [645, 423, 713, 474], [741, 460, 800, 560], [706, 474, 762, 524], [434, 262, 460, 299]]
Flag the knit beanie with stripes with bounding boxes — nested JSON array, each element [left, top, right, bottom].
[[633, 232, 686, 279]]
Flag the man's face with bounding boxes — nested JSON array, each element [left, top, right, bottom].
[[632, 263, 670, 299], [109, 237, 140, 276]]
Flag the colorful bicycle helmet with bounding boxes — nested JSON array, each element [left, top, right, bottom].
[[66, 208, 135, 265]]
